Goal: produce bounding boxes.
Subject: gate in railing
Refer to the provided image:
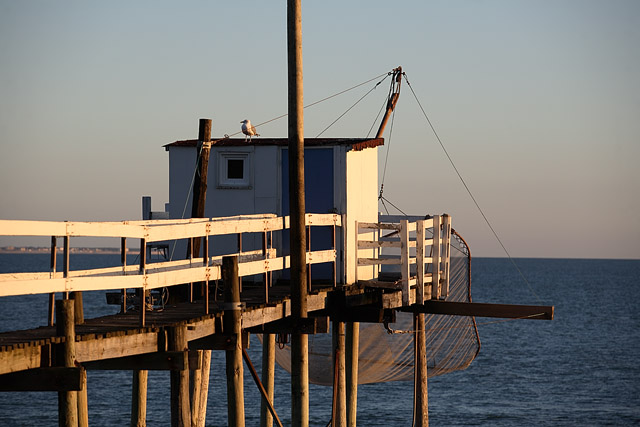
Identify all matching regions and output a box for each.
[356,215,451,305]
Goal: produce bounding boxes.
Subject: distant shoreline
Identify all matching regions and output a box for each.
[0,247,140,255]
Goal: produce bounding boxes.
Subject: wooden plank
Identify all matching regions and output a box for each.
[0,345,42,375]
[75,331,160,362]
[357,258,402,266]
[81,351,188,371]
[418,301,554,320]
[416,220,425,303]
[0,367,83,391]
[357,222,400,231]
[358,240,400,249]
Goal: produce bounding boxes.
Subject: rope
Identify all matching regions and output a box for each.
[315,77,386,137]
[403,73,543,303]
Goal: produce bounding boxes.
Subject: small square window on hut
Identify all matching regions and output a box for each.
[227,159,244,179]
[218,152,251,188]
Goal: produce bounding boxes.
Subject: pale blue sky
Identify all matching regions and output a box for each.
[1,1,638,258]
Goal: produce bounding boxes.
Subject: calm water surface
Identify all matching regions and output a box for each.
[0,255,638,426]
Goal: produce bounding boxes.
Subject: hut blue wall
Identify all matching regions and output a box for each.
[281,147,335,281]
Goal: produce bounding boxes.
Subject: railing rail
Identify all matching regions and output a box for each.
[355,215,451,305]
[0,214,342,301]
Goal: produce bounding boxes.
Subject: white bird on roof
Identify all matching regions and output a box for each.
[240,119,260,142]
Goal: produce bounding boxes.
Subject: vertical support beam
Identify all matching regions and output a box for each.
[353,221,359,284]
[414,313,429,427]
[169,324,191,427]
[332,220,337,288]
[263,231,269,304]
[131,369,148,427]
[223,256,245,427]
[121,237,127,313]
[441,215,451,298]
[345,322,359,427]
[416,220,425,304]
[400,220,411,306]
[139,238,147,327]
[194,350,212,427]
[56,299,78,427]
[190,351,203,426]
[332,321,346,427]
[181,118,212,303]
[77,369,88,427]
[431,215,440,300]
[306,225,311,292]
[260,334,276,427]
[63,235,70,299]
[49,236,57,326]
[287,0,308,425]
[203,235,209,314]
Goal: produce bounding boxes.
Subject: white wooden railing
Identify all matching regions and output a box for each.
[355,215,451,306]
[0,214,342,298]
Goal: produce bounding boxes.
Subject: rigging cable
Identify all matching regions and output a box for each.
[168,71,391,260]
[402,73,542,303]
[315,74,390,137]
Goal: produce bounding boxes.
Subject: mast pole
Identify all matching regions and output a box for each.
[287,0,309,425]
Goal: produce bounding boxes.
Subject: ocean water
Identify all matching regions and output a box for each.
[0,255,638,426]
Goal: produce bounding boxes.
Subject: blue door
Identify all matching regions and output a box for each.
[282,147,334,282]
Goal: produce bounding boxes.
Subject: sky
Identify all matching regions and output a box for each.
[0,0,638,259]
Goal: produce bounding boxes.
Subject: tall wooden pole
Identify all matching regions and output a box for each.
[131,370,148,427]
[189,118,212,260]
[414,313,429,427]
[345,322,359,427]
[332,322,347,427]
[169,324,191,427]
[223,256,245,427]
[287,1,308,426]
[260,334,276,427]
[56,299,78,427]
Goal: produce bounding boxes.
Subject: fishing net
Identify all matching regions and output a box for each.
[268,231,480,385]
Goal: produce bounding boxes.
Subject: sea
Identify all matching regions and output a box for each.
[0,255,638,426]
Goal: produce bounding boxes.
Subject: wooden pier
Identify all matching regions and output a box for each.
[0,215,553,426]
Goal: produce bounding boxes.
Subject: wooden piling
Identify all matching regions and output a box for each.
[56,299,78,427]
[414,313,429,427]
[223,256,245,427]
[332,322,346,427]
[77,368,89,427]
[260,334,276,427]
[131,370,148,427]
[194,350,211,427]
[169,324,191,427]
[345,322,359,427]
[287,0,309,425]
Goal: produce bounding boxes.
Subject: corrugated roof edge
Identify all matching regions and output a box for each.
[164,138,384,151]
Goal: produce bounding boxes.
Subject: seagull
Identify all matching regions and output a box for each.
[240,119,260,142]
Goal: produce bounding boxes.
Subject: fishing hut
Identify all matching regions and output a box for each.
[0,5,554,424]
[0,72,554,427]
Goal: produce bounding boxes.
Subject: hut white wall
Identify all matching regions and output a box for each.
[345,147,379,284]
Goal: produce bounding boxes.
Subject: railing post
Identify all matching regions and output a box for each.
[354,221,359,284]
[63,235,70,299]
[139,238,147,327]
[400,220,411,306]
[121,237,127,313]
[416,220,425,304]
[203,235,209,314]
[49,236,57,326]
[56,299,78,427]
[223,256,245,427]
[263,231,269,304]
[432,215,440,300]
[442,215,451,298]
